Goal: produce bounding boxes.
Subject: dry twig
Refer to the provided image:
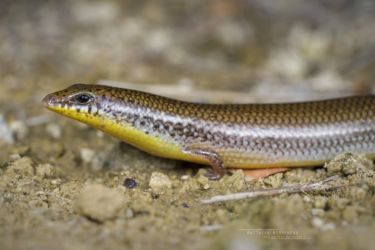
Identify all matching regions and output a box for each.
[201,175,342,204]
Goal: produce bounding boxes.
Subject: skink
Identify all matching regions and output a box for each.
[43,84,375,178]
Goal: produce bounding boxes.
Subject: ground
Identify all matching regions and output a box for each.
[0,1,375,250]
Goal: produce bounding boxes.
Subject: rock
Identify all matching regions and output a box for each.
[149,172,172,195]
[75,183,125,222]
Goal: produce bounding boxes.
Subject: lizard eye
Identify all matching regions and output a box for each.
[73,93,95,105]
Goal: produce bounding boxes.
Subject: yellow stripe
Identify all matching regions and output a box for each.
[49,106,207,163]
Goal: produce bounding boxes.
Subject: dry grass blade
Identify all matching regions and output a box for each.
[201,175,343,204]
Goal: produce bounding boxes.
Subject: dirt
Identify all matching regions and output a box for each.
[1,1,375,250]
[1,141,374,250]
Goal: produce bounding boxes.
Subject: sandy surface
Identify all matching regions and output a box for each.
[1,1,375,250]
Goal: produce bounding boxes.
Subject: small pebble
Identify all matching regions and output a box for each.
[149,172,172,195]
[75,183,125,222]
[80,148,95,163]
[96,131,104,138]
[322,223,336,231]
[312,217,336,231]
[123,178,137,189]
[314,196,327,209]
[311,208,325,217]
[7,157,34,176]
[180,175,190,180]
[51,179,62,185]
[181,203,189,208]
[46,124,62,139]
[303,195,312,203]
[325,153,373,176]
[197,175,210,190]
[36,163,55,179]
[126,208,134,218]
[226,170,245,191]
[312,217,324,228]
[9,154,21,161]
[263,172,284,188]
[0,115,14,144]
[331,197,350,210]
[9,120,28,140]
[35,191,46,196]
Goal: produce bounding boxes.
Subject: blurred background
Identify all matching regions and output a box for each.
[1,0,375,99]
[2,0,375,145]
[1,1,375,249]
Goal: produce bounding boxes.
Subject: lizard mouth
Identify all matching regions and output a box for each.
[42,93,56,108]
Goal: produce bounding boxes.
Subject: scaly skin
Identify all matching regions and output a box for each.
[43,84,375,177]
